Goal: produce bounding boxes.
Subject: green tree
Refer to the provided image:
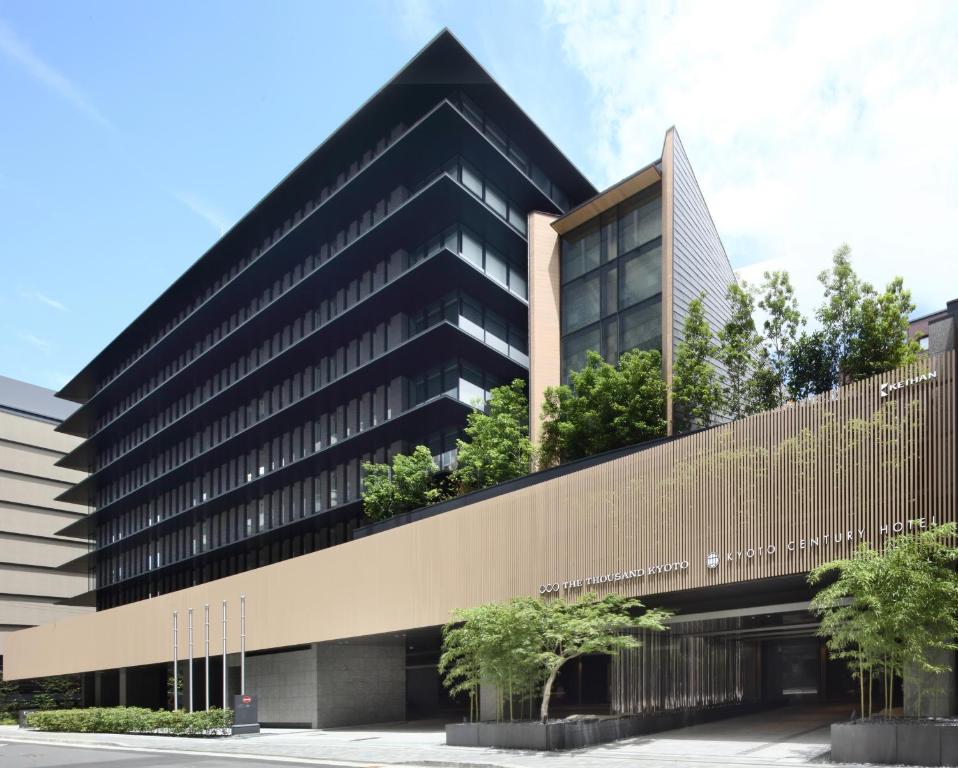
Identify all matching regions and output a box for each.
[536,593,670,721]
[454,380,534,493]
[844,276,919,380]
[360,445,444,521]
[672,294,722,432]
[538,349,666,468]
[716,281,763,419]
[810,523,958,719]
[816,245,918,383]
[0,673,21,721]
[757,270,803,404]
[440,593,671,723]
[787,329,836,399]
[749,348,781,412]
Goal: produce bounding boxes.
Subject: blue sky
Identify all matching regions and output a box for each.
[1,1,956,390]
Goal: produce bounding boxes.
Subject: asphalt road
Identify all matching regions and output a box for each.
[0,741,347,768]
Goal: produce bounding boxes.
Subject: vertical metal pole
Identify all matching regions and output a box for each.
[240,594,246,696]
[222,600,228,709]
[204,603,210,711]
[188,608,194,713]
[173,611,179,711]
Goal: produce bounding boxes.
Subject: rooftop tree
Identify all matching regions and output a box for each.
[757,270,803,405]
[672,294,722,432]
[454,379,534,493]
[717,281,763,419]
[538,349,667,468]
[360,445,445,521]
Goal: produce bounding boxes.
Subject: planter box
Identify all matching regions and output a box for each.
[831,720,958,765]
[446,703,763,751]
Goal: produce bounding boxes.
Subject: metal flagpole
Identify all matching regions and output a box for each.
[204,603,210,711]
[188,608,194,713]
[240,594,246,696]
[173,611,179,710]
[222,600,228,709]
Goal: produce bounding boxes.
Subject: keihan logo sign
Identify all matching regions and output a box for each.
[880,370,937,398]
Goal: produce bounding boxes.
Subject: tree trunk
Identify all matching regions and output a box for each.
[858,656,865,720]
[540,665,563,723]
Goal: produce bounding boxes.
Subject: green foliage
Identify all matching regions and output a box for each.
[538,349,666,468]
[757,270,803,405]
[361,445,445,521]
[31,675,80,710]
[816,245,918,384]
[716,281,763,419]
[672,294,722,432]
[454,379,534,493]
[787,329,836,399]
[809,523,958,718]
[26,706,233,736]
[440,593,670,723]
[0,673,21,719]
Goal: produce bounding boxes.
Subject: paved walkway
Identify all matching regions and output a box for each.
[0,703,859,767]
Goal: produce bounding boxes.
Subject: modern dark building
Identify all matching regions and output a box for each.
[52,31,597,611]
[14,30,935,733]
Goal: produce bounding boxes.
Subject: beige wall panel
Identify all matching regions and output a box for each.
[0,412,81,455]
[661,128,675,434]
[527,211,562,441]
[0,533,87,569]
[0,599,89,634]
[0,442,86,485]
[5,353,954,680]
[0,565,89,600]
[0,473,86,514]
[0,503,85,539]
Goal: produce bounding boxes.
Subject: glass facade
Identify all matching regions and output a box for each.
[560,186,663,378]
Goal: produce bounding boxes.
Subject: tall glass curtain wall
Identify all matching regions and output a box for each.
[86,87,550,609]
[560,186,663,378]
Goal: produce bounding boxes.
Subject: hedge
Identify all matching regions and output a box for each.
[26,706,233,736]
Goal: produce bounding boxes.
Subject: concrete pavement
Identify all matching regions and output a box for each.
[0,703,861,768]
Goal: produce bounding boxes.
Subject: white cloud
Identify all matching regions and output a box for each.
[21,289,68,312]
[544,0,958,317]
[174,192,233,237]
[0,17,113,130]
[18,332,52,354]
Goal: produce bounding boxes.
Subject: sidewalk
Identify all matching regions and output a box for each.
[0,704,852,768]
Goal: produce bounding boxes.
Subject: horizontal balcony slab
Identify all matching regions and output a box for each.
[58,99,554,408]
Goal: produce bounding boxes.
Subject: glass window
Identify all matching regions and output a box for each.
[602,317,618,363]
[563,325,600,378]
[619,300,662,354]
[619,244,662,309]
[562,273,600,333]
[485,310,508,355]
[508,205,527,234]
[601,209,617,262]
[461,227,483,268]
[460,295,484,339]
[484,182,507,218]
[485,246,508,286]
[636,196,662,247]
[508,266,527,299]
[602,265,617,317]
[461,160,483,197]
[561,219,600,283]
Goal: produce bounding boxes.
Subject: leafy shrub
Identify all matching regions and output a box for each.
[26,706,232,736]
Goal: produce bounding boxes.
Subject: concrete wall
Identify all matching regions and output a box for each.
[247,647,318,726]
[316,640,405,727]
[0,406,89,658]
[244,639,405,727]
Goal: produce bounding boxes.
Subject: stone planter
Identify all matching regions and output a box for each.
[831,719,958,766]
[446,702,762,751]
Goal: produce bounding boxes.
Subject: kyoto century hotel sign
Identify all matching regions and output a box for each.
[538,518,939,596]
